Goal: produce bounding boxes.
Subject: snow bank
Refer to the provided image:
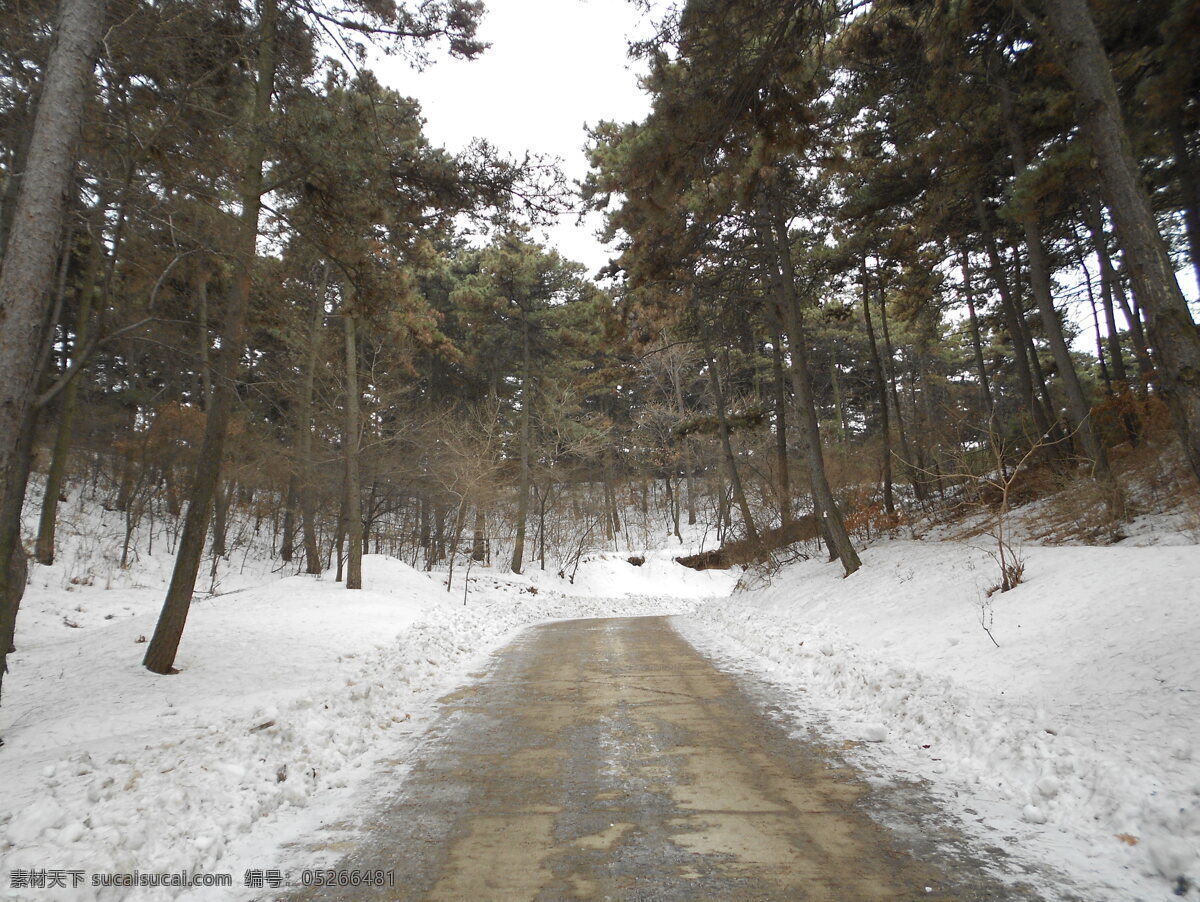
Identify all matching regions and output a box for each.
[677,539,1200,900]
[1,551,708,901]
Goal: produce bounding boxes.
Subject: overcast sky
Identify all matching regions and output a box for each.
[376,0,659,278]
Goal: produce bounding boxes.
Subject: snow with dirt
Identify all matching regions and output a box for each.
[1,484,1197,901]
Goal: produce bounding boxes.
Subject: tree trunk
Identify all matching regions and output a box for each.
[342,308,363,589]
[418,495,430,553]
[432,501,446,565]
[191,272,212,408]
[536,483,549,568]
[768,210,860,574]
[35,215,102,565]
[960,250,994,417]
[771,335,792,524]
[1018,300,1063,446]
[976,190,1054,440]
[280,475,297,563]
[861,258,895,516]
[1079,254,1113,395]
[211,480,231,558]
[1083,203,1132,391]
[666,474,682,540]
[510,312,532,574]
[1038,0,1200,483]
[1110,257,1155,390]
[334,484,346,582]
[298,262,326,574]
[913,342,948,498]
[704,347,759,543]
[0,0,108,700]
[144,0,278,674]
[877,275,924,503]
[0,410,36,708]
[830,347,849,442]
[601,476,615,542]
[471,507,486,561]
[670,367,697,525]
[362,481,377,556]
[447,499,468,587]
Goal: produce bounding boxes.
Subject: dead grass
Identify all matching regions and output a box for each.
[928,423,1199,547]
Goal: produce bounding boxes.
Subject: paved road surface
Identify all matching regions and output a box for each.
[280,616,1051,901]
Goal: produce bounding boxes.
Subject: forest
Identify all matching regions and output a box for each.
[0,0,1198,704]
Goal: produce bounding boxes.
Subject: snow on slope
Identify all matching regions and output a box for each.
[677,538,1200,901]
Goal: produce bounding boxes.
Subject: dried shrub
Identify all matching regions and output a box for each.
[842,486,904,540]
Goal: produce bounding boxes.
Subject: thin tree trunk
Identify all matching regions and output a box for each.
[432,501,446,565]
[1020,305,1062,443]
[418,494,430,553]
[510,312,532,574]
[913,343,947,498]
[196,273,213,408]
[1012,253,1064,444]
[715,467,729,544]
[1079,255,1113,395]
[471,507,486,561]
[605,451,622,538]
[830,347,849,442]
[670,367,697,525]
[1110,258,1155,390]
[877,275,924,503]
[666,474,682,541]
[35,214,102,565]
[361,480,377,556]
[703,346,758,543]
[771,336,792,524]
[446,499,468,588]
[334,483,346,582]
[537,482,549,568]
[1038,0,1200,482]
[960,250,994,416]
[211,480,231,558]
[144,0,279,674]
[343,309,362,589]
[280,475,297,563]
[1083,203,1132,391]
[861,258,895,516]
[298,262,326,574]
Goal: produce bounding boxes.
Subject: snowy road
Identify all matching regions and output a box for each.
[278,615,1052,901]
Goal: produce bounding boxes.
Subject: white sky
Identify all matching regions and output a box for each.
[376,0,659,278]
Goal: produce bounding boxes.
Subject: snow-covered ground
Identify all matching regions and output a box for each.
[679,534,1200,901]
[3,480,1199,901]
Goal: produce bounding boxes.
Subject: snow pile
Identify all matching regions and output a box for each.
[677,539,1200,900]
[1,550,709,901]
